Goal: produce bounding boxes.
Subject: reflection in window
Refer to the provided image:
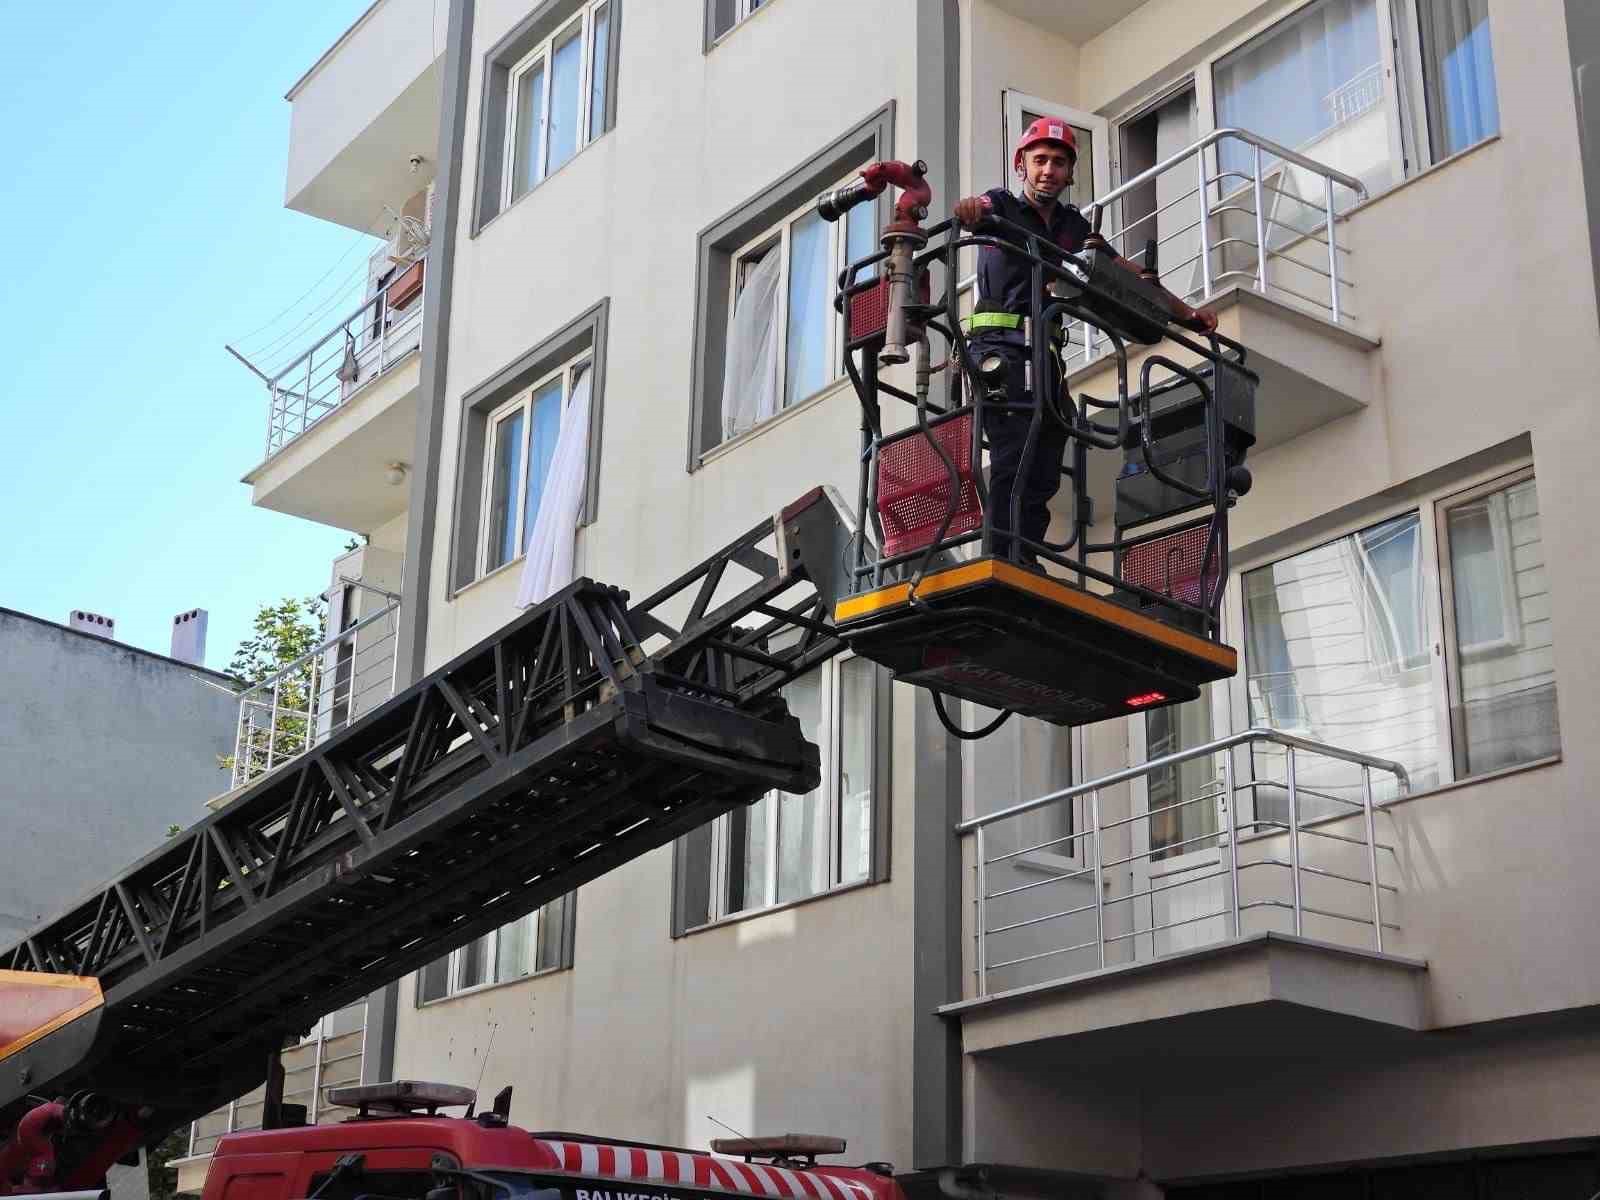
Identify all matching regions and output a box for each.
[1147,694,1217,861]
[1243,511,1443,805]
[1418,0,1499,158]
[1444,476,1558,776]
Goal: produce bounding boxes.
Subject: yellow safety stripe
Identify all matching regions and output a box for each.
[963,312,1024,332]
[834,558,1237,672]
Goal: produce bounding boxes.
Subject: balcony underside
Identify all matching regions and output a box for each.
[243,353,418,533]
[946,931,1429,1066]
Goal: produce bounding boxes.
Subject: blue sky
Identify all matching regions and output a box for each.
[0,2,381,672]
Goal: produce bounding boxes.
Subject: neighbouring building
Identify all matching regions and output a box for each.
[187,0,1600,1195]
[0,606,237,942]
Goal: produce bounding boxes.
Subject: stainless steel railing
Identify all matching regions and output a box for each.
[1066,127,1367,368]
[262,270,425,457]
[959,729,1408,1001]
[230,594,402,788]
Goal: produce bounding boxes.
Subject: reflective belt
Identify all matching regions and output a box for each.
[963,311,1025,332]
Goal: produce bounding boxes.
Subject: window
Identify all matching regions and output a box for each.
[708,0,766,44]
[477,354,589,578]
[718,185,877,443]
[1440,472,1558,778]
[503,2,611,209]
[1239,468,1558,812]
[1398,0,1500,162]
[1147,693,1218,861]
[675,656,882,930]
[416,895,575,1004]
[964,709,1078,863]
[691,104,894,464]
[453,301,608,593]
[476,1,621,230]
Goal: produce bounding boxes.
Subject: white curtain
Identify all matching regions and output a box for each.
[721,248,782,442]
[515,371,593,608]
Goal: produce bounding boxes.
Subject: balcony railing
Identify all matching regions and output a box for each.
[1063,127,1368,370]
[959,729,1410,1001]
[231,590,401,788]
[261,266,425,457]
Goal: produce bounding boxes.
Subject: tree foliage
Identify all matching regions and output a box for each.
[221,595,328,779]
[227,595,328,687]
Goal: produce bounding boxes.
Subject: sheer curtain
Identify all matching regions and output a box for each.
[515,370,593,608]
[722,248,782,442]
[1418,0,1499,156]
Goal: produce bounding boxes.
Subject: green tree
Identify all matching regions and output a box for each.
[145,1125,190,1200]
[222,595,328,779]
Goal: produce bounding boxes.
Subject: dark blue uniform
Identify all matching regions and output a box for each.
[969,188,1091,562]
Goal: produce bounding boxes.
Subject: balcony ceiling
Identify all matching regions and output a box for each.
[990,0,1148,42]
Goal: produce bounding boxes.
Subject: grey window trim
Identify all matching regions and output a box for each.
[413,892,578,1007]
[687,101,895,468]
[668,661,893,938]
[473,0,623,235]
[450,298,609,595]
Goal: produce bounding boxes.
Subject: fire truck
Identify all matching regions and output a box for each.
[0,160,1257,1199]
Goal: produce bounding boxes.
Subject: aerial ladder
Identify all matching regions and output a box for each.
[0,160,1259,1196]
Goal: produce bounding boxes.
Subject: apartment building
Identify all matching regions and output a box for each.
[198,0,1600,1195]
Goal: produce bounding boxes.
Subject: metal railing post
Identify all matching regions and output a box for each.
[1362,765,1384,952]
[304,352,314,437]
[1196,148,1214,300]
[376,298,389,374]
[1324,174,1341,322]
[1091,789,1106,968]
[264,681,282,775]
[1286,747,1303,935]
[974,825,989,998]
[1224,749,1242,938]
[1252,144,1269,293]
[388,603,402,702]
[232,704,249,792]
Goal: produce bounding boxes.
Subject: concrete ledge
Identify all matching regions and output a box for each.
[947,932,1429,1060]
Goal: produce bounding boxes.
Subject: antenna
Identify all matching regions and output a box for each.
[706,1115,750,1141]
[466,1021,498,1118]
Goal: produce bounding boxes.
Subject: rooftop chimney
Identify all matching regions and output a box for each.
[69,611,116,640]
[170,608,209,665]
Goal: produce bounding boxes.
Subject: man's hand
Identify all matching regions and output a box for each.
[1184,306,1219,335]
[953,195,993,227]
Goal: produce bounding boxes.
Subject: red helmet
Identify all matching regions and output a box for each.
[1013,117,1079,173]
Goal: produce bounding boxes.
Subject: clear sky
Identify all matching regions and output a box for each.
[0,1,384,673]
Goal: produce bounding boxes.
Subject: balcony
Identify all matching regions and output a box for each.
[285,0,446,232]
[229,584,401,789]
[1066,128,1380,475]
[242,267,424,532]
[945,729,1428,1068]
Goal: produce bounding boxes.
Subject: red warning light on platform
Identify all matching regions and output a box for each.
[1125,691,1168,708]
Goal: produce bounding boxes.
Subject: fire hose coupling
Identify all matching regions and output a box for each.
[816,159,931,227]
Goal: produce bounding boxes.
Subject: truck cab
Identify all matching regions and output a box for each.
[201,1084,902,1200]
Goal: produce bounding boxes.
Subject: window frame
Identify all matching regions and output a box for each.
[415,898,576,1007]
[474,352,592,581]
[500,1,611,213]
[1104,0,1501,223]
[674,653,890,934]
[473,0,622,234]
[706,0,768,48]
[721,176,872,436]
[1220,457,1555,813]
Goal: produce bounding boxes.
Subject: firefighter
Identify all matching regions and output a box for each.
[953,118,1217,567]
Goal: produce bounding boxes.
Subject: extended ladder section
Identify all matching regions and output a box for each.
[0,489,854,1127]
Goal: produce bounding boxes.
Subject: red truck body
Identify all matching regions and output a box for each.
[201,1116,904,1200]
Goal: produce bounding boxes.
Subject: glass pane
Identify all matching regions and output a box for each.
[679,822,714,928]
[731,796,770,913]
[784,211,831,406]
[1417,0,1499,157]
[845,187,878,280]
[589,3,610,141]
[457,934,490,990]
[836,658,874,885]
[710,0,737,39]
[1213,0,1394,199]
[1243,511,1443,811]
[546,23,583,174]
[536,894,569,970]
[417,954,450,1003]
[495,913,532,982]
[522,377,564,548]
[1446,478,1558,776]
[486,408,525,571]
[510,61,546,201]
[777,669,827,902]
[1147,694,1217,860]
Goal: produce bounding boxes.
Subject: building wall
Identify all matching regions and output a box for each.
[0,609,238,941]
[392,0,933,1167]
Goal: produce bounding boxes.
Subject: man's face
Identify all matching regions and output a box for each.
[1020,144,1075,201]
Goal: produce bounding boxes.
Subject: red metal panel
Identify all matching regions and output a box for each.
[875,413,981,559]
[1122,524,1218,609]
